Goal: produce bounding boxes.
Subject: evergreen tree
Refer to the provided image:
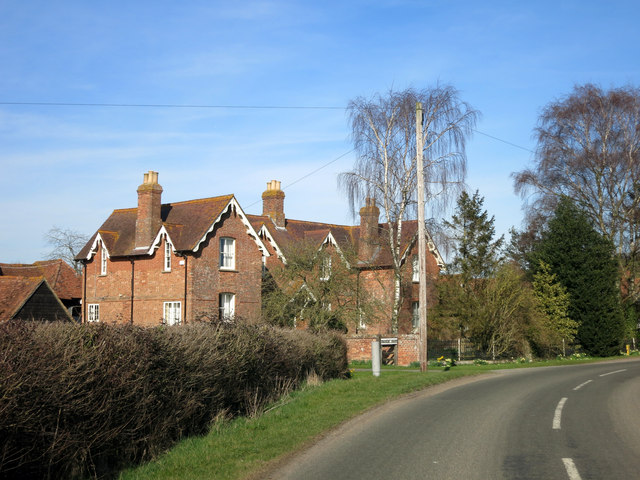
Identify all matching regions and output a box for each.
[438,190,504,338]
[532,261,578,355]
[531,198,624,356]
[445,190,504,280]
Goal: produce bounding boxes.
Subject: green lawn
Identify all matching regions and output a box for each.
[119,356,625,480]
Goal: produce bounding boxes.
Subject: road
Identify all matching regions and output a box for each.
[265,359,640,480]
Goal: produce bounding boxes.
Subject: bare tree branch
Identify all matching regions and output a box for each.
[339,86,478,331]
[44,226,89,274]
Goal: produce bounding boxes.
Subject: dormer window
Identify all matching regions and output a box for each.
[164,238,172,271]
[220,237,235,270]
[101,244,108,275]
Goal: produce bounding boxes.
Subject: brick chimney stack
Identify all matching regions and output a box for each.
[135,171,163,249]
[359,197,380,261]
[262,180,285,228]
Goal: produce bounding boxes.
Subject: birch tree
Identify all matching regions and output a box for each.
[339,87,478,332]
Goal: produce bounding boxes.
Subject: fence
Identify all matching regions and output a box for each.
[428,338,589,362]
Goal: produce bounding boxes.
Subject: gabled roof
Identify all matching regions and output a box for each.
[77,195,269,260]
[0,276,72,322]
[248,215,444,269]
[0,259,81,301]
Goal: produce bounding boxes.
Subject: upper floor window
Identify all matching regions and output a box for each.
[412,256,419,283]
[412,301,419,330]
[164,238,172,271]
[219,292,235,321]
[220,237,235,270]
[100,245,108,275]
[320,255,331,281]
[88,304,100,322]
[163,301,182,326]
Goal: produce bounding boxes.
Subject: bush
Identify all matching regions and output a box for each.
[0,321,347,479]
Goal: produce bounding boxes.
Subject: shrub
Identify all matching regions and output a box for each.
[0,321,347,479]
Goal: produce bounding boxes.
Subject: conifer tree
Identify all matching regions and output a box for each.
[445,190,504,280]
[532,261,578,355]
[438,190,504,338]
[531,198,624,356]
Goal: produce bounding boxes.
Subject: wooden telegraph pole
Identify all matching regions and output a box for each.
[416,102,428,372]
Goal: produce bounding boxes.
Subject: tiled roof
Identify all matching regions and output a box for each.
[0,259,81,300]
[0,276,42,321]
[248,215,442,268]
[77,194,239,259]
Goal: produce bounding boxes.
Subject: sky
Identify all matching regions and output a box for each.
[1,0,639,263]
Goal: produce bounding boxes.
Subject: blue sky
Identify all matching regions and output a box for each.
[1,0,638,263]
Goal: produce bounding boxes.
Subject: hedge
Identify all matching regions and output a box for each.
[0,321,347,479]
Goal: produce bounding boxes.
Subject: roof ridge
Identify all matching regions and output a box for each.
[285,218,354,229]
[112,194,236,214]
[164,194,234,207]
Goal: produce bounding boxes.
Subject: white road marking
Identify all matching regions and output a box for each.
[573,380,592,391]
[553,397,568,430]
[562,458,583,480]
[599,369,627,377]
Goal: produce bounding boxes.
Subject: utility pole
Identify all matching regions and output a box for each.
[416,102,428,372]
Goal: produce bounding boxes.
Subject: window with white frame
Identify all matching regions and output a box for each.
[88,304,100,322]
[412,301,419,330]
[164,238,172,271]
[219,293,235,321]
[163,301,182,325]
[412,256,419,283]
[358,312,366,329]
[219,237,235,270]
[320,255,331,281]
[101,244,108,275]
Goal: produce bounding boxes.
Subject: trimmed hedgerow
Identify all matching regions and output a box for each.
[0,321,347,479]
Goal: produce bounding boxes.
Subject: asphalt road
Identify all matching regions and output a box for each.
[265,358,640,480]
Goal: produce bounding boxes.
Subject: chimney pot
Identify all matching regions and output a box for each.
[135,171,163,248]
[262,180,285,228]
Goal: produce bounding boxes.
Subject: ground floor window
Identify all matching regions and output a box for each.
[164,301,182,325]
[88,304,99,322]
[219,293,235,321]
[412,301,419,330]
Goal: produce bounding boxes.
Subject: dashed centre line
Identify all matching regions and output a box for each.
[553,397,568,430]
[599,369,627,377]
[562,458,583,480]
[573,380,592,391]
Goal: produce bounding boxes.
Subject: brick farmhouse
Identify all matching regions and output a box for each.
[77,172,444,364]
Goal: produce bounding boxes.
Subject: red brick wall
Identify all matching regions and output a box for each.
[355,246,440,336]
[356,268,394,335]
[345,334,420,366]
[188,208,263,321]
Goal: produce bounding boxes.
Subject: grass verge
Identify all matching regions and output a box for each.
[119,356,628,480]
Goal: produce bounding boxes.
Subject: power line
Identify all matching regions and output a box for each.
[0,100,535,153]
[0,101,344,110]
[472,129,535,154]
[244,149,355,209]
